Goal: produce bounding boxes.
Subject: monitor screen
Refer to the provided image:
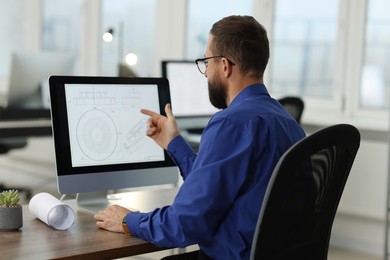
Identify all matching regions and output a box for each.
[161,60,218,130]
[49,76,178,211]
[8,51,75,109]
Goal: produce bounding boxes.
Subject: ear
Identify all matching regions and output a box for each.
[221,57,233,78]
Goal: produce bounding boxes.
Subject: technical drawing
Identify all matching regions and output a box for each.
[76,108,118,161]
[124,118,148,153]
[67,84,163,166]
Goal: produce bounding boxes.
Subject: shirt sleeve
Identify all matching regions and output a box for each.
[126,118,256,248]
[167,135,197,180]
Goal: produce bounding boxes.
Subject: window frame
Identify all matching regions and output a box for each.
[255,0,388,131]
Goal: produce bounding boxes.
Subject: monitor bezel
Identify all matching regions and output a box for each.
[49,76,176,178]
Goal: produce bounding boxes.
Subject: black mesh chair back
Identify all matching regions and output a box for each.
[278,97,304,124]
[250,124,360,260]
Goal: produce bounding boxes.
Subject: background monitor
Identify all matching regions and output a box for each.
[49,76,179,212]
[7,51,75,109]
[161,60,219,131]
[118,63,137,77]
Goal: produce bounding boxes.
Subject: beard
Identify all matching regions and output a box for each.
[208,73,227,109]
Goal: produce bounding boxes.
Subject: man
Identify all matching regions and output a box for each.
[94,15,306,259]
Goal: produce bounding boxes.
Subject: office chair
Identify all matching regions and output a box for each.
[278,96,304,124]
[250,124,360,260]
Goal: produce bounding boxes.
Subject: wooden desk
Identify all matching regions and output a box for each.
[0,187,179,259]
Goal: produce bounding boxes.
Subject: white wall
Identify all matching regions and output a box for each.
[332,139,387,257]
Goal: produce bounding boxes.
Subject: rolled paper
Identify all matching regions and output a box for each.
[29,192,74,230]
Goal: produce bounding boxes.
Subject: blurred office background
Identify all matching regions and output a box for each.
[0,0,389,258]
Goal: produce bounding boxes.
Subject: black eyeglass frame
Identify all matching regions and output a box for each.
[195,56,236,74]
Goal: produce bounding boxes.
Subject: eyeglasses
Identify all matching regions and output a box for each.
[195,56,236,74]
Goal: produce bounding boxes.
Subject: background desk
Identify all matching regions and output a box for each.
[0,187,179,259]
[0,108,51,138]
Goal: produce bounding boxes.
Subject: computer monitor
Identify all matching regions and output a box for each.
[49,76,179,212]
[118,63,137,77]
[7,51,75,109]
[161,60,219,131]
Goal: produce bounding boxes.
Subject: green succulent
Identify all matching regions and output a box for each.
[0,190,20,207]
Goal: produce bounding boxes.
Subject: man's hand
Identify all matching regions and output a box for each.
[94,204,131,233]
[141,103,180,149]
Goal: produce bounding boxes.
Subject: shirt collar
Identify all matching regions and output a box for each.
[229,83,269,107]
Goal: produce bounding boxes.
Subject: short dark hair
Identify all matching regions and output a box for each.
[210,15,270,79]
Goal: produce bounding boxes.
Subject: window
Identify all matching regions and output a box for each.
[186,0,252,59]
[270,0,339,100]
[41,0,82,75]
[100,0,156,77]
[0,0,27,77]
[360,0,390,110]
[42,0,82,52]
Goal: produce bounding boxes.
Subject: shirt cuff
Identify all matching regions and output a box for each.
[125,212,143,238]
[167,135,193,162]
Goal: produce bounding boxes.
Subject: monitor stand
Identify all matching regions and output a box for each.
[76,191,122,213]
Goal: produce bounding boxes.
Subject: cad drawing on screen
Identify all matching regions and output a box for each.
[66,85,163,167]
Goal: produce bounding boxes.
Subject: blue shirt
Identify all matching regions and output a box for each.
[126,83,306,259]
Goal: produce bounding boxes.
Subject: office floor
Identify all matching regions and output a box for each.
[328,247,381,260]
[120,246,382,260]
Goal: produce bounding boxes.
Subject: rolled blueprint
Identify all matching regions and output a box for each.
[29,192,75,230]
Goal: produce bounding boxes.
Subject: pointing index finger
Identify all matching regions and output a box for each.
[140,108,159,118]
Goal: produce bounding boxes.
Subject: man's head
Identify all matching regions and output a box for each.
[204,15,270,109]
[209,15,269,79]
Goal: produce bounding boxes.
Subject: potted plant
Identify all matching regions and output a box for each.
[0,189,23,231]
